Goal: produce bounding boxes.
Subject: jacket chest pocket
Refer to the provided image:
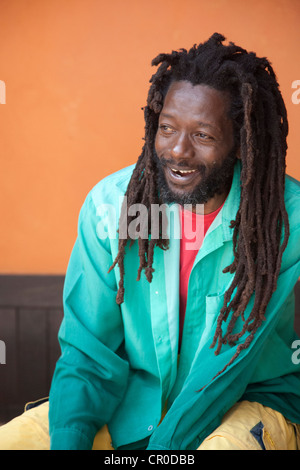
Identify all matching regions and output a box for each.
[205,292,226,316]
[199,292,226,348]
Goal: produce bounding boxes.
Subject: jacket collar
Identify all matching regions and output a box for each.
[204,159,242,243]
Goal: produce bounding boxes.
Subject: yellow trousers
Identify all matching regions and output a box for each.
[0,400,299,450]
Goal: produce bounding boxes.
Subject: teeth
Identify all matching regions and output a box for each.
[171,168,196,174]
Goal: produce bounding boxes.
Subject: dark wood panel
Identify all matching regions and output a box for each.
[18,308,49,402]
[0,306,63,423]
[47,308,64,382]
[0,276,64,423]
[0,275,64,308]
[0,308,18,404]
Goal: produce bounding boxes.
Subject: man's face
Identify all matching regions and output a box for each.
[154,80,238,211]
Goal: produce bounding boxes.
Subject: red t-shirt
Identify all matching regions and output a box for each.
[179,203,224,348]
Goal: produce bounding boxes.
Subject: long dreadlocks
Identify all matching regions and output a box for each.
[108,33,290,381]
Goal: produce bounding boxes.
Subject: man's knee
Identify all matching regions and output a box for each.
[198,401,299,451]
[0,401,50,450]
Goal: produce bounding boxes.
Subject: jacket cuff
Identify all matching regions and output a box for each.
[50,428,93,450]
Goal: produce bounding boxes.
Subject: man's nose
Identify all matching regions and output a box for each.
[170,133,194,160]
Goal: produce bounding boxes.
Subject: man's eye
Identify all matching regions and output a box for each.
[197,132,212,140]
[160,125,173,133]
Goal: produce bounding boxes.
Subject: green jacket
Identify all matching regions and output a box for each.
[49,161,300,450]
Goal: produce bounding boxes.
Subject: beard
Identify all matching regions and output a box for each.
[153,147,238,206]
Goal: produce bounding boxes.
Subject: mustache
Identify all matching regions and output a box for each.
[154,154,206,175]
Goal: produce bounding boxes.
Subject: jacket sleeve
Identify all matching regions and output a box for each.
[147,216,300,450]
[49,193,129,450]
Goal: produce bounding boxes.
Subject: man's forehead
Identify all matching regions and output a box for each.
[160,80,232,130]
[163,80,231,108]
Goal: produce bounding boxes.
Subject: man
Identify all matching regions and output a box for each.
[1,33,300,450]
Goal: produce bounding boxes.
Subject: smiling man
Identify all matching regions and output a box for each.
[1,33,300,451]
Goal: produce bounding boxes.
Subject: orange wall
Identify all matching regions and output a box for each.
[0,0,299,274]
